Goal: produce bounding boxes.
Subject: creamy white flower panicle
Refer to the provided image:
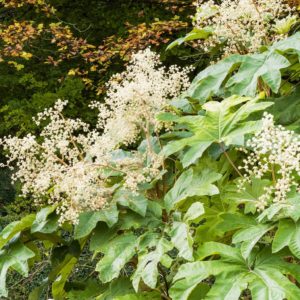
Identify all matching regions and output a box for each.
[1,100,108,224]
[238,113,300,211]
[91,48,191,146]
[193,0,297,56]
[1,49,190,224]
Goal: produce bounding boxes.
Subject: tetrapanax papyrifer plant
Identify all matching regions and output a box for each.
[1,30,300,300]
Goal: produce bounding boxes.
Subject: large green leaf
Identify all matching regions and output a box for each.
[273,219,300,258]
[169,262,214,300]
[31,205,59,234]
[185,33,300,102]
[186,55,242,102]
[0,241,35,297]
[169,221,194,261]
[95,278,159,300]
[170,242,300,300]
[225,178,271,214]
[215,213,274,259]
[66,279,106,300]
[167,27,213,50]
[268,86,300,132]
[132,237,173,291]
[95,278,131,300]
[258,191,300,222]
[232,223,274,259]
[270,32,300,53]
[96,233,137,283]
[50,239,86,299]
[226,51,290,96]
[74,204,119,239]
[217,213,258,233]
[114,188,148,217]
[115,293,161,300]
[163,95,272,167]
[52,257,78,300]
[115,200,163,231]
[0,214,35,249]
[188,283,210,300]
[90,223,117,253]
[164,167,221,212]
[183,202,205,223]
[195,196,234,243]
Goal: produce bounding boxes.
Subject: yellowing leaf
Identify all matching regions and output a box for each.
[20,51,33,60]
[68,69,76,76]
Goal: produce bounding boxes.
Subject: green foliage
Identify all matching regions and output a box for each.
[161,95,272,167]
[170,243,300,300]
[268,86,300,132]
[0,76,93,137]
[2,29,300,300]
[0,241,35,297]
[273,219,300,257]
[184,33,300,102]
[0,0,195,242]
[164,167,221,211]
[167,27,213,50]
[96,233,137,283]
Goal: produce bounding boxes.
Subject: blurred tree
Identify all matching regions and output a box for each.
[0,0,193,136]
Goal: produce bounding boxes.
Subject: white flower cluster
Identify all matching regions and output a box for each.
[1,100,108,224]
[91,48,191,146]
[193,0,297,56]
[1,49,189,224]
[238,113,300,211]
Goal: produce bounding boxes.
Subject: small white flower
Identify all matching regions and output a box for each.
[193,0,296,56]
[239,113,300,210]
